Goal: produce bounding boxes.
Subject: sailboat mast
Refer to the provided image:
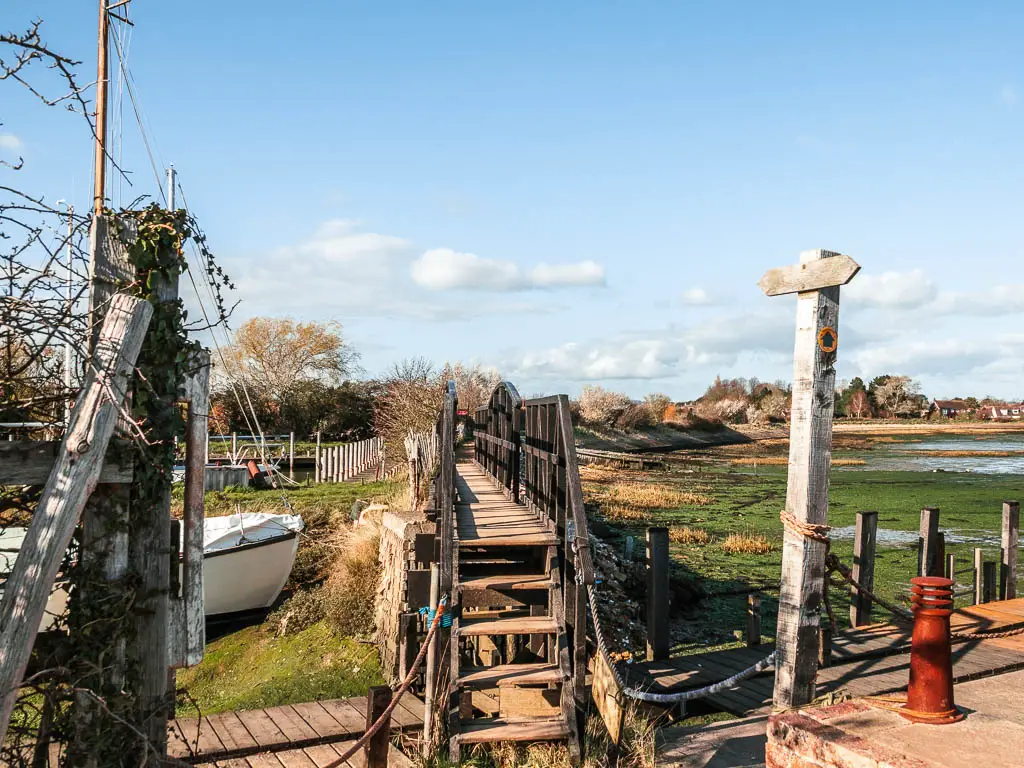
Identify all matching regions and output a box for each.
[92,0,110,216]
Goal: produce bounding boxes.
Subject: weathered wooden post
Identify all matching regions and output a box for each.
[919,507,941,577]
[231,431,237,462]
[646,527,670,661]
[289,431,294,473]
[747,594,762,647]
[1001,500,1019,600]
[975,548,984,604]
[759,249,860,709]
[315,431,321,484]
[423,564,440,754]
[983,561,996,603]
[946,553,956,582]
[364,685,392,767]
[850,511,877,627]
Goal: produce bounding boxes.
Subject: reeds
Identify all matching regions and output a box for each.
[721,532,775,555]
[669,526,712,545]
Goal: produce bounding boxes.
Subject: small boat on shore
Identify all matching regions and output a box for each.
[1,512,304,629]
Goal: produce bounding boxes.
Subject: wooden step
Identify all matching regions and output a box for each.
[460,574,554,591]
[459,533,558,547]
[458,663,563,689]
[457,717,570,745]
[459,615,559,637]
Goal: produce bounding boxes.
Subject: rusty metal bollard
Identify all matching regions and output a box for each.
[900,576,964,724]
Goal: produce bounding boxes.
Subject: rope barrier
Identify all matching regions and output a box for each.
[321,595,448,768]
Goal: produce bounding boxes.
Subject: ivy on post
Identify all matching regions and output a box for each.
[759,249,860,709]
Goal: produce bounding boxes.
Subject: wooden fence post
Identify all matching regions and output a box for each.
[983,561,996,604]
[850,511,877,627]
[1001,501,1019,600]
[0,295,153,745]
[747,594,761,647]
[231,431,237,462]
[315,431,321,483]
[759,249,859,709]
[289,431,294,473]
[423,564,440,755]
[919,507,940,577]
[364,685,392,768]
[646,527,670,661]
[974,548,984,604]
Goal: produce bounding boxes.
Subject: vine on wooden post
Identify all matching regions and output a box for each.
[1,205,231,767]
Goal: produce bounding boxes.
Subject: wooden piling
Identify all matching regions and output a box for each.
[1001,501,1019,600]
[983,561,996,604]
[646,527,670,661]
[231,431,237,462]
[423,564,440,754]
[364,685,392,768]
[975,548,984,604]
[818,626,832,668]
[315,431,321,484]
[289,431,294,473]
[747,594,761,647]
[850,511,877,627]
[919,507,940,577]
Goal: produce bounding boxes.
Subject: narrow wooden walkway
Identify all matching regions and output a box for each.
[168,695,424,765]
[455,460,556,547]
[630,598,1024,717]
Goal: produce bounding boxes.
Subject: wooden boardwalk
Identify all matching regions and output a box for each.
[630,598,1024,717]
[168,695,424,765]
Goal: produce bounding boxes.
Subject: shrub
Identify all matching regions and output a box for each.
[614,403,654,431]
[578,385,633,428]
[267,588,326,636]
[642,393,672,424]
[324,533,381,637]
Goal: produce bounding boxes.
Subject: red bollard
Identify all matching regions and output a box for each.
[900,576,964,724]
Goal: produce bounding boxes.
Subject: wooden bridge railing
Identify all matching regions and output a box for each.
[434,381,458,597]
[472,383,597,718]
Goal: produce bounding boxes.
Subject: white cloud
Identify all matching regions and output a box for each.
[1000,85,1018,107]
[681,287,714,306]
[530,260,605,288]
[0,134,22,151]
[845,269,937,309]
[932,284,1024,317]
[411,248,605,292]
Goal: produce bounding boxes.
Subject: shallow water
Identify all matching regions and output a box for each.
[844,433,1024,474]
[830,525,1007,548]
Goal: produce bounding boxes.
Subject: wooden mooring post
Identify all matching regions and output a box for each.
[1001,500,1019,600]
[919,507,941,577]
[850,511,877,627]
[747,594,761,647]
[364,685,392,768]
[315,431,321,484]
[646,527,670,661]
[759,249,860,709]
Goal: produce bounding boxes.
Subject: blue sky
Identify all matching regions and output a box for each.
[6,1,1024,400]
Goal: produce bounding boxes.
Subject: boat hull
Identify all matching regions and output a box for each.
[198,532,299,616]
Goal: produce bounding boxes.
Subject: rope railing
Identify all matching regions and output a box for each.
[322,596,449,768]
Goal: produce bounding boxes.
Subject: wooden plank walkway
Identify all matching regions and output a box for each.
[629,598,1024,717]
[193,740,417,767]
[455,460,557,547]
[169,695,424,765]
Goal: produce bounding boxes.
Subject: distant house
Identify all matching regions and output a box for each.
[978,404,1024,420]
[931,399,972,418]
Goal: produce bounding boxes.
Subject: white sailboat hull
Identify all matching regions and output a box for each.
[199,532,300,616]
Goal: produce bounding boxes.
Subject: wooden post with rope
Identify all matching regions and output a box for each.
[759,249,860,709]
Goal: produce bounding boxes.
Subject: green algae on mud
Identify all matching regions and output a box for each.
[583,458,1022,654]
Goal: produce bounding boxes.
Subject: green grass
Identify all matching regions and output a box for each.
[173,477,404,518]
[176,621,384,716]
[585,455,1023,654]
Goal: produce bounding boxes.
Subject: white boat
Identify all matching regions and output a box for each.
[193,512,304,616]
[0,512,304,628]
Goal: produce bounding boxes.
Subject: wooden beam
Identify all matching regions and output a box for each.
[646,527,670,661]
[0,294,153,745]
[849,511,877,627]
[1001,501,1019,600]
[0,441,132,485]
[770,249,847,710]
[758,252,860,296]
[364,686,392,768]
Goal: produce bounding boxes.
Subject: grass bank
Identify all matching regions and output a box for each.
[173,477,404,717]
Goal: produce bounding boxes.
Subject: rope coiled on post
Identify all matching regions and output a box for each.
[322,595,448,768]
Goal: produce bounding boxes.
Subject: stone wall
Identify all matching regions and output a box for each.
[374,511,435,684]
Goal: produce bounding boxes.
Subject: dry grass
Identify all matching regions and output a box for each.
[580,464,626,482]
[729,457,866,466]
[323,530,380,637]
[601,504,652,522]
[669,526,712,545]
[596,481,713,508]
[721,532,775,555]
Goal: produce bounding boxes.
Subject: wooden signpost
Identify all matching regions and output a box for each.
[759,249,860,710]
